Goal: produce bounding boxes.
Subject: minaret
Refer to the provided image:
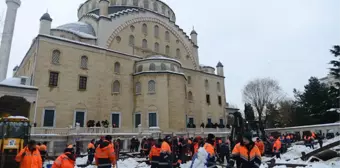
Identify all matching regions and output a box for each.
[216,61,224,76]
[39,12,52,35]
[190,27,199,66]
[0,0,21,81]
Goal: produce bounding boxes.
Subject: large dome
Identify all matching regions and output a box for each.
[78,0,176,22]
[54,22,96,39]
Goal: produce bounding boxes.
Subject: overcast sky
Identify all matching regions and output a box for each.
[1,0,339,109]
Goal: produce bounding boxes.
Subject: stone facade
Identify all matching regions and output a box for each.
[14,0,227,132]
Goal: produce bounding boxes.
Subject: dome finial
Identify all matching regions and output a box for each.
[217,61,223,67]
[40,12,52,22]
[190,26,197,35]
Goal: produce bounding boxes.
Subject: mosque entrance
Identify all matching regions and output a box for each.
[0,95,30,118]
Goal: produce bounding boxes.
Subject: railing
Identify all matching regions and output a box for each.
[31,126,231,136]
[31,127,72,136]
[186,127,231,133]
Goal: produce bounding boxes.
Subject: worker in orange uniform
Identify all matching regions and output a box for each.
[231,132,262,168]
[204,134,217,168]
[95,135,116,168]
[15,140,42,168]
[255,138,265,156]
[149,139,162,168]
[39,142,48,165]
[87,139,95,165]
[159,135,172,168]
[273,137,282,159]
[52,146,76,168]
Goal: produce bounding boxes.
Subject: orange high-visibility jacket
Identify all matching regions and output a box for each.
[15,147,42,168]
[203,143,215,156]
[161,141,171,154]
[255,141,265,154]
[52,152,75,168]
[272,139,281,153]
[95,140,116,166]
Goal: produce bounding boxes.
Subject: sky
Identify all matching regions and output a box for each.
[0,0,339,109]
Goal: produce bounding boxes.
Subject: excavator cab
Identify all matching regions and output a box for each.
[0,116,30,168]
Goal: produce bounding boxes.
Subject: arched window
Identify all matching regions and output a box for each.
[143,0,149,8]
[114,62,120,74]
[142,39,148,48]
[133,0,138,6]
[187,76,191,84]
[154,25,159,38]
[165,31,170,41]
[130,25,135,32]
[205,79,209,89]
[129,35,135,46]
[148,80,156,93]
[161,63,166,70]
[154,42,159,52]
[188,91,193,101]
[80,56,88,69]
[149,63,155,71]
[217,82,221,92]
[122,0,127,5]
[52,50,60,64]
[176,48,181,58]
[162,5,166,14]
[112,80,120,93]
[153,2,158,11]
[142,23,148,35]
[165,45,170,55]
[170,64,175,71]
[137,65,143,72]
[135,82,141,94]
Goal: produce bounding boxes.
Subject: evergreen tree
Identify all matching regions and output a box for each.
[293,77,339,125]
[244,103,255,121]
[329,45,340,87]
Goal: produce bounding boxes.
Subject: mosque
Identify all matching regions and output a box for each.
[0,0,227,132]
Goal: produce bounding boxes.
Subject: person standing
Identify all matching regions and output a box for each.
[95,135,116,168]
[149,139,162,168]
[231,132,262,168]
[273,137,281,159]
[39,142,48,165]
[255,138,265,156]
[204,134,217,168]
[52,146,76,168]
[87,139,96,165]
[159,136,172,168]
[15,140,42,168]
[219,140,230,164]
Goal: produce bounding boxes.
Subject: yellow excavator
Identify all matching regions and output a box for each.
[0,116,30,168]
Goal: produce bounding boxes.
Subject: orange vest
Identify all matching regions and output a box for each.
[273,139,281,152]
[95,140,116,166]
[88,143,95,149]
[149,146,161,161]
[203,143,215,156]
[255,141,265,154]
[161,141,171,153]
[52,152,75,168]
[15,147,42,168]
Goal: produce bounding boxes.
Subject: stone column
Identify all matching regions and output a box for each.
[0,0,21,81]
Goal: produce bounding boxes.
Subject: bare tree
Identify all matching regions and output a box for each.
[242,78,282,136]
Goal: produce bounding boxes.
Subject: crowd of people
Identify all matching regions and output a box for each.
[16,131,329,168]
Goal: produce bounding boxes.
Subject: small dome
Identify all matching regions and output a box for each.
[217,61,224,67]
[56,22,96,36]
[40,12,52,22]
[190,29,197,35]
